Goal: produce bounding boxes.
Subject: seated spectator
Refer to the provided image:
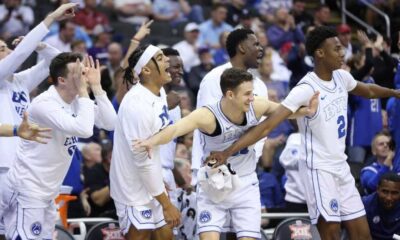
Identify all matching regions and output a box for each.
[84,141,116,218]
[173,22,201,73]
[44,20,75,52]
[266,7,305,51]
[152,0,203,24]
[235,7,261,33]
[188,47,215,96]
[254,0,292,23]
[290,0,313,32]
[360,132,395,194]
[101,42,123,99]
[114,0,152,25]
[82,142,102,169]
[362,173,400,239]
[74,0,110,35]
[225,0,246,27]
[213,31,230,66]
[337,24,360,62]
[71,39,87,55]
[311,4,331,28]
[87,31,111,65]
[198,3,233,51]
[0,0,34,40]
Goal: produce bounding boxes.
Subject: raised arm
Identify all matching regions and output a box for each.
[134,107,215,151]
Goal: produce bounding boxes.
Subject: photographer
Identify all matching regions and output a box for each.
[360,132,395,194]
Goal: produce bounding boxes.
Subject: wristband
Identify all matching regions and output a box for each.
[13,125,18,136]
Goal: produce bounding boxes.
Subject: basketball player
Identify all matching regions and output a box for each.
[210,26,400,240]
[0,53,117,239]
[0,112,50,142]
[0,3,76,237]
[110,45,181,240]
[134,68,318,240]
[191,28,268,185]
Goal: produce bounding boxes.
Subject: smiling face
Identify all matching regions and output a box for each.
[317,37,345,71]
[143,50,171,85]
[242,34,263,69]
[167,55,183,86]
[229,81,254,113]
[378,180,400,210]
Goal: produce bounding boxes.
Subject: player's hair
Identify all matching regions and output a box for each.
[162,47,180,57]
[305,26,337,56]
[124,44,161,86]
[49,52,83,86]
[226,28,255,58]
[220,68,253,94]
[379,172,400,186]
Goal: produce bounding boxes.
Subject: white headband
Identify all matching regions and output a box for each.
[133,45,160,75]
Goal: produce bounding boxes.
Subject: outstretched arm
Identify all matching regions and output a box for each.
[350,81,400,99]
[134,107,215,151]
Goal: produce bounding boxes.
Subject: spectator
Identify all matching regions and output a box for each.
[311,4,331,28]
[0,0,34,40]
[290,0,313,32]
[84,141,116,218]
[337,24,360,62]
[101,42,123,99]
[198,3,233,51]
[360,132,395,194]
[266,7,305,50]
[213,31,230,66]
[114,0,152,25]
[188,47,215,96]
[82,142,102,169]
[235,7,260,33]
[255,0,292,23]
[74,0,110,35]
[225,0,246,27]
[152,0,203,24]
[362,173,400,239]
[87,31,111,65]
[71,39,87,55]
[44,20,75,52]
[173,22,200,73]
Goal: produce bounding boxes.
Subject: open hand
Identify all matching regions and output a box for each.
[163,203,181,228]
[306,91,320,117]
[18,112,52,144]
[132,139,153,158]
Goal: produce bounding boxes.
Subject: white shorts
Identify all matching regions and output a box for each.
[0,179,56,240]
[197,172,261,239]
[299,161,366,224]
[114,199,167,234]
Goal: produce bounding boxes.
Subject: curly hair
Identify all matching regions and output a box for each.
[305,26,337,56]
[226,28,255,58]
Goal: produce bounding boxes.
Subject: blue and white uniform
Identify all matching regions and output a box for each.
[282,69,365,224]
[197,100,261,239]
[110,84,171,233]
[0,21,59,234]
[0,86,116,240]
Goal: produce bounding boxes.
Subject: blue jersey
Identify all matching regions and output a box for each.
[387,64,400,172]
[362,192,400,239]
[348,77,383,147]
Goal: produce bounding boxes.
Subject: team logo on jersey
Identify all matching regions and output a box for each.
[330,199,339,212]
[288,220,312,239]
[372,216,380,224]
[199,210,211,223]
[291,149,298,156]
[31,222,42,236]
[141,209,152,219]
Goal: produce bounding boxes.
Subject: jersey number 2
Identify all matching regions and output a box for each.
[337,115,346,138]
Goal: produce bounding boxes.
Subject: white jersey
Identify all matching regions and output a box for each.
[7,86,116,201]
[0,22,59,169]
[159,105,181,169]
[279,133,306,204]
[110,83,170,206]
[282,69,357,172]
[200,101,259,176]
[192,62,268,177]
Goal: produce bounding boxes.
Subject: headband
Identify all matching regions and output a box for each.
[133,45,160,75]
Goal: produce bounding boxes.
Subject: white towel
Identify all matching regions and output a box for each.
[197,164,243,203]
